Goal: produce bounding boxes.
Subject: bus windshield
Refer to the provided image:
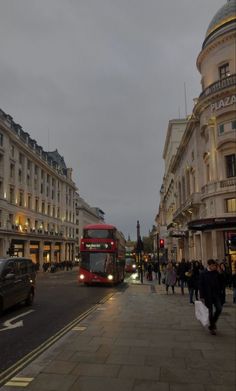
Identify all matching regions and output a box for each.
[83,229,114,239]
[80,252,115,275]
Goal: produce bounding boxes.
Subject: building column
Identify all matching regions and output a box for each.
[188,233,195,260]
[212,230,218,259]
[39,241,44,270]
[61,241,66,262]
[2,237,10,257]
[50,242,55,263]
[24,240,30,258]
[201,232,208,265]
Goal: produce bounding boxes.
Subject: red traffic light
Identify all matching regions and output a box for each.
[159,239,164,248]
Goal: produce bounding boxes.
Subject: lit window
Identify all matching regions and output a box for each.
[219,63,230,79]
[225,198,236,213]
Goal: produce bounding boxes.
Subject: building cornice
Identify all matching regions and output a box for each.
[170,117,199,174]
[197,30,236,72]
[162,119,187,159]
[0,116,77,189]
[193,81,236,117]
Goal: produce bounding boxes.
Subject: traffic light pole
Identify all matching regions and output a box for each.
[156,232,160,264]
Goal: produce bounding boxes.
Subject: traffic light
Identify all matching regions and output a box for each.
[159,239,164,248]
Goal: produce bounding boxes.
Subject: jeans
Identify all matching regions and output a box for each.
[206,297,222,329]
[189,288,199,303]
[180,279,186,294]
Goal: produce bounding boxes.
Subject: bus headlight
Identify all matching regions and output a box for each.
[79,274,85,280]
[132,264,136,269]
[107,274,114,281]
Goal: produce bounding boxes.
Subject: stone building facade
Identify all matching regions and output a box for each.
[0,108,78,268]
[157,0,236,266]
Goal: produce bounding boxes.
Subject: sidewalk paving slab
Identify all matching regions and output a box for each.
[1,279,235,391]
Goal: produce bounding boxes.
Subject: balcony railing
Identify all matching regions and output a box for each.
[201,177,236,196]
[199,74,236,99]
[173,192,201,220]
[0,224,65,238]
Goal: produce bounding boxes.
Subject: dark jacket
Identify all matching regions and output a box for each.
[199,269,221,305]
[177,261,188,280]
[187,264,200,289]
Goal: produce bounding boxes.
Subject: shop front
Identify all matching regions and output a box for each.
[43,242,51,264]
[188,217,236,267]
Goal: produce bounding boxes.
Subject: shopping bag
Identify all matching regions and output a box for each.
[194,300,209,327]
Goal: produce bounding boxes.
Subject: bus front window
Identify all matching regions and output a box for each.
[81,253,115,275]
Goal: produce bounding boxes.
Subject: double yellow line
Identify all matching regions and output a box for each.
[0,292,114,388]
[5,377,34,388]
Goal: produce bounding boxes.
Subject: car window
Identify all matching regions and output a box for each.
[2,261,16,277]
[17,260,28,275]
[27,260,35,274]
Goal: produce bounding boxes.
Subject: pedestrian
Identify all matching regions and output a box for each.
[232,259,236,304]
[153,262,161,283]
[176,258,188,294]
[217,262,227,305]
[165,262,177,294]
[146,262,153,281]
[187,260,200,304]
[199,259,222,335]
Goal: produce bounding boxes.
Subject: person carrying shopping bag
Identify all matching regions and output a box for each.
[199,259,222,335]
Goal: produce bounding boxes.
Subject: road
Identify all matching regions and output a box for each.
[0,268,127,374]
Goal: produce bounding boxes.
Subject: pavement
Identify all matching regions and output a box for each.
[1,275,235,391]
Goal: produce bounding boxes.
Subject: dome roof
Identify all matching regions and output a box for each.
[206,0,236,38]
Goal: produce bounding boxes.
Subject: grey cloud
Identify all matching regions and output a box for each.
[0,0,224,239]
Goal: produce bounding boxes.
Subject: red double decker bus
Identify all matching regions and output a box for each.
[78,224,126,285]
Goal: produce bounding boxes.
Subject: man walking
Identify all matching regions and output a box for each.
[199,259,222,335]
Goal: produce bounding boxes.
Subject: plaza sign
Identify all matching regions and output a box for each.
[211,95,236,111]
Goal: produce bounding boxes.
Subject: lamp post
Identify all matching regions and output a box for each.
[136,220,144,283]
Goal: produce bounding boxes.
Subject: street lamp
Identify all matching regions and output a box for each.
[136,220,144,283]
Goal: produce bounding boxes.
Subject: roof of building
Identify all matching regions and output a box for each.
[47,149,67,170]
[205,0,236,39]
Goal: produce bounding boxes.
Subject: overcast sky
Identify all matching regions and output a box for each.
[0,0,224,240]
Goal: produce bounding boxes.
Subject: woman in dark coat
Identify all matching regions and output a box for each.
[187,261,200,304]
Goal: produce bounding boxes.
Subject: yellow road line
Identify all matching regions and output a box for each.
[5,376,34,387]
[0,291,115,388]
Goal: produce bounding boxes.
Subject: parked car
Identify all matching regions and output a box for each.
[0,257,36,313]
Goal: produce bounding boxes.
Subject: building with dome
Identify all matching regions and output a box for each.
[156,0,236,266]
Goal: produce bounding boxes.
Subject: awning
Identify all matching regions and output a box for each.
[188,217,236,231]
